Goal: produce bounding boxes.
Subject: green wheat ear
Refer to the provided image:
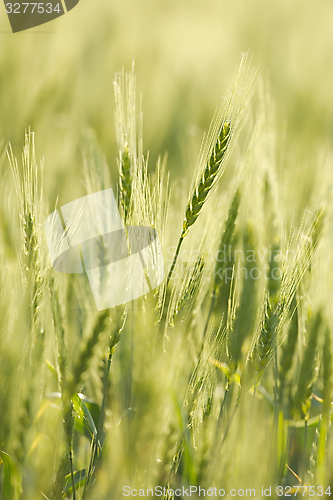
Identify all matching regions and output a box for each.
[293,310,323,420]
[277,297,299,406]
[183,121,231,235]
[114,64,140,224]
[166,54,257,288]
[241,208,324,393]
[119,144,132,222]
[322,326,333,418]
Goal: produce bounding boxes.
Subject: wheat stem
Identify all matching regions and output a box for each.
[202,290,217,344]
[220,389,241,447]
[69,444,76,500]
[166,234,184,289]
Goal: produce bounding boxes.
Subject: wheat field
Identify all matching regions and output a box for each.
[1,1,333,499]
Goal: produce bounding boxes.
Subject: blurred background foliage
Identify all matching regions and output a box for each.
[1,1,333,498]
[1,0,333,211]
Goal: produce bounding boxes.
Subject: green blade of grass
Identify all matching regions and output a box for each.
[63,469,87,496]
[0,451,19,500]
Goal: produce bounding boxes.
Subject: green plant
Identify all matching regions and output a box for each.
[1,60,333,500]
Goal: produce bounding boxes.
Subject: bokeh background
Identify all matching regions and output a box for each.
[1,0,333,210]
[2,1,333,498]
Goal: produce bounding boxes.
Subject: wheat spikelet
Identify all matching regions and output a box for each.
[293,310,322,419]
[8,130,44,337]
[308,412,330,485]
[114,64,140,223]
[7,131,46,465]
[278,297,299,405]
[242,294,279,390]
[322,326,333,418]
[241,208,324,392]
[119,145,132,221]
[183,121,231,235]
[307,327,333,485]
[166,54,257,287]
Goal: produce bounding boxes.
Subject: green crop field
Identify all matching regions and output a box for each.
[1,1,333,499]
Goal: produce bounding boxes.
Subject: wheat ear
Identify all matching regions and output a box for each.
[165,121,232,289]
[308,327,333,485]
[114,64,139,223]
[278,297,299,406]
[241,208,324,393]
[293,310,322,420]
[119,144,132,221]
[8,131,45,465]
[166,54,257,288]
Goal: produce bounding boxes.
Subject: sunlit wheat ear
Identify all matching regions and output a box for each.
[308,414,327,485]
[166,53,258,287]
[202,127,263,340]
[114,63,141,223]
[241,207,324,392]
[7,131,46,465]
[278,297,299,405]
[322,326,333,418]
[308,326,333,485]
[8,131,44,321]
[119,144,132,221]
[292,310,323,419]
[183,121,231,235]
